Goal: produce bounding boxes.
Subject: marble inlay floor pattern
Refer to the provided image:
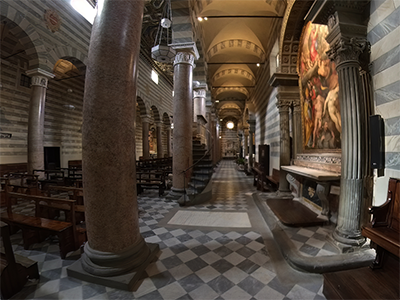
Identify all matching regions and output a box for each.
[167,211,252,228]
[4,160,327,300]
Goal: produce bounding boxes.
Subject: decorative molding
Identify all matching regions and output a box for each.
[213,68,256,85]
[276,99,292,112]
[44,9,61,33]
[327,37,369,66]
[296,154,341,165]
[207,39,265,62]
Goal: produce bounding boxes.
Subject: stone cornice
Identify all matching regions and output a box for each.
[269,72,299,87]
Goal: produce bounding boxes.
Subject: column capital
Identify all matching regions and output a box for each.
[276,99,292,112]
[26,68,55,88]
[244,129,249,136]
[292,99,301,112]
[155,121,163,128]
[326,36,370,67]
[170,42,199,67]
[193,88,207,98]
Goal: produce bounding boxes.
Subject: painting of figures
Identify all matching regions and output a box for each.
[299,22,341,151]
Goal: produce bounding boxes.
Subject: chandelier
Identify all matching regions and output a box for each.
[151,0,175,63]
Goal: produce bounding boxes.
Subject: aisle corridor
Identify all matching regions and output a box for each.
[8,160,326,300]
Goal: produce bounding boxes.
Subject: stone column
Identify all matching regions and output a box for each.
[238,133,243,158]
[141,115,151,159]
[248,121,255,170]
[167,43,199,200]
[166,127,171,157]
[243,128,249,159]
[276,98,292,193]
[67,0,159,289]
[327,34,370,247]
[193,83,207,123]
[292,99,302,159]
[26,69,55,175]
[156,121,163,158]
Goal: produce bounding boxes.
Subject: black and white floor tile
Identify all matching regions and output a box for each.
[3,160,327,300]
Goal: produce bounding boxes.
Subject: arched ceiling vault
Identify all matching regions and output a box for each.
[190,0,286,125]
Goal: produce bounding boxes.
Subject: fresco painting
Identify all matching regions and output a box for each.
[299,22,341,151]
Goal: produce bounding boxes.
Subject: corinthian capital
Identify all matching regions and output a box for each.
[327,37,370,66]
[276,99,292,112]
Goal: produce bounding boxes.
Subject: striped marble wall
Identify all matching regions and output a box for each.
[0,0,173,167]
[368,0,400,203]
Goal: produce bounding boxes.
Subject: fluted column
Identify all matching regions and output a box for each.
[68,0,159,289]
[276,99,292,193]
[26,69,55,175]
[167,43,199,200]
[292,99,302,159]
[327,34,370,246]
[156,121,163,158]
[141,115,151,159]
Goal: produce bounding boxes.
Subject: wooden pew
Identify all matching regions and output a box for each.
[136,171,166,197]
[0,191,86,259]
[362,177,400,269]
[0,163,27,177]
[253,165,280,192]
[1,222,39,299]
[266,168,280,189]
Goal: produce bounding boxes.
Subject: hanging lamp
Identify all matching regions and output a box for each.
[151,0,175,63]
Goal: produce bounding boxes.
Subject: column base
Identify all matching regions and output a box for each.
[332,229,367,251]
[67,243,159,291]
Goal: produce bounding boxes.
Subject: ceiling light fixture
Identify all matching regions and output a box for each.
[226,121,234,129]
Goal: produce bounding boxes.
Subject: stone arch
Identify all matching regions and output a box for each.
[0,16,42,70]
[136,96,150,117]
[162,112,171,126]
[49,46,88,74]
[150,105,161,123]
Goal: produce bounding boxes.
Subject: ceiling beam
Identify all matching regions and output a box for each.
[201,15,283,19]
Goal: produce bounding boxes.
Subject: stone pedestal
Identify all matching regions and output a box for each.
[26,69,55,175]
[67,0,159,290]
[156,121,163,158]
[141,115,151,159]
[167,43,199,200]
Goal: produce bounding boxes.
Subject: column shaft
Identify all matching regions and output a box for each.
[277,101,291,192]
[166,128,171,157]
[141,117,150,159]
[79,0,155,277]
[156,123,163,158]
[26,70,54,174]
[292,100,302,159]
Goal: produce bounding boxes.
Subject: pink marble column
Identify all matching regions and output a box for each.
[68,0,159,290]
[167,43,199,200]
[156,121,163,158]
[141,115,151,159]
[26,69,54,175]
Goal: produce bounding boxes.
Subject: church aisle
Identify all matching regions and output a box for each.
[8,160,326,300]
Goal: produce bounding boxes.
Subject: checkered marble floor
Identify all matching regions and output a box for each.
[4,160,327,300]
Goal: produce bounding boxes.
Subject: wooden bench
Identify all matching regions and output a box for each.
[1,221,39,299]
[253,166,279,191]
[0,163,27,177]
[281,165,340,217]
[1,191,86,259]
[136,171,165,196]
[362,177,400,269]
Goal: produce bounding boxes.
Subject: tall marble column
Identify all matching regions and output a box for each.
[238,133,243,158]
[67,0,159,290]
[243,128,249,159]
[26,69,55,175]
[141,115,151,159]
[276,98,292,193]
[327,35,370,247]
[292,99,302,159]
[248,120,255,170]
[167,43,199,200]
[156,121,163,158]
[166,127,171,157]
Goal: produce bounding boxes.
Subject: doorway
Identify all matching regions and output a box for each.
[44,147,61,170]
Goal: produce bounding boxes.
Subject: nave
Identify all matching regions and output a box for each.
[4,160,327,300]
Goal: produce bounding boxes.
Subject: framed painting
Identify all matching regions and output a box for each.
[298,22,341,152]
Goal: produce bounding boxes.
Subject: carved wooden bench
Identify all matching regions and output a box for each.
[266,168,280,188]
[362,177,400,269]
